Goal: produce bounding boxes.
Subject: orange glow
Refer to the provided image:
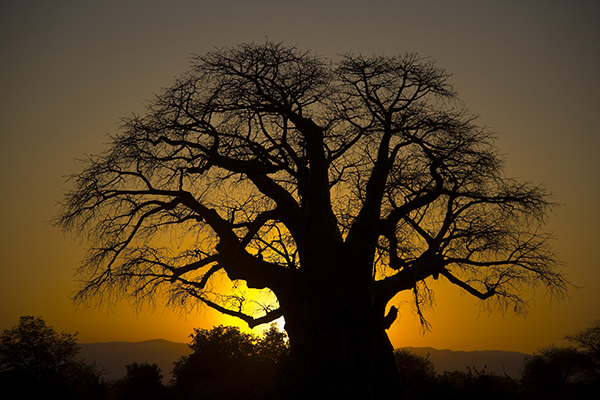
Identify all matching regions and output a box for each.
[1,1,598,356]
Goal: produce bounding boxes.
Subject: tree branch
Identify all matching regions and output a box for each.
[440,268,496,300]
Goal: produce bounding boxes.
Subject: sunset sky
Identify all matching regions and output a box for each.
[1,0,598,354]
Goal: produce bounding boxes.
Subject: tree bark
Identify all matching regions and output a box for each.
[277,270,406,400]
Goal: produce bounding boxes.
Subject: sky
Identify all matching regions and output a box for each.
[1,0,598,354]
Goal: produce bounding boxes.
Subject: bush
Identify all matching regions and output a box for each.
[0,316,107,399]
[170,324,289,400]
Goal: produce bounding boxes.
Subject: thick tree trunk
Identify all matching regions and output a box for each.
[271,201,406,398]
[279,288,406,399]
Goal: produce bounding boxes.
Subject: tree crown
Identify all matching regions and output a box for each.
[0,316,80,377]
[55,41,567,329]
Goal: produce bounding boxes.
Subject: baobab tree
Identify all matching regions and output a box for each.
[56,41,567,399]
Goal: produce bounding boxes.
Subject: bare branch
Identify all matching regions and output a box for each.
[56,41,567,334]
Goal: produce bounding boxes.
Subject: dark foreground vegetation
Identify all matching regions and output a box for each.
[2,316,599,399]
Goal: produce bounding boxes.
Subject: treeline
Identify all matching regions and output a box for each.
[1,316,599,399]
[395,344,600,400]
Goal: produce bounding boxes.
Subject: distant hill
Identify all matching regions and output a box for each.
[79,340,529,382]
[401,347,529,379]
[79,339,191,383]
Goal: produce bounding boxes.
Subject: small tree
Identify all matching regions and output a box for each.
[255,323,289,364]
[111,362,169,400]
[0,316,106,398]
[565,319,600,370]
[56,41,568,398]
[171,325,287,400]
[0,315,79,377]
[394,349,436,399]
[521,345,598,399]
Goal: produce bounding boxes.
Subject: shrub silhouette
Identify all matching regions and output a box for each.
[437,366,518,400]
[521,345,599,399]
[110,362,170,400]
[394,349,436,399]
[394,349,518,400]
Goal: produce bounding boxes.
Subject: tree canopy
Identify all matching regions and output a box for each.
[56,41,566,325]
[56,41,568,398]
[0,315,80,377]
[565,319,600,361]
[0,316,106,399]
[171,324,289,399]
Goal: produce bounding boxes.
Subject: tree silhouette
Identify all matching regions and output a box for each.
[0,316,106,399]
[255,323,289,365]
[111,362,170,400]
[394,349,436,399]
[565,319,600,371]
[521,345,599,399]
[438,366,517,400]
[171,325,288,399]
[56,41,568,399]
[0,316,79,376]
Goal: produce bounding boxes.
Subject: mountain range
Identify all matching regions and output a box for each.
[79,340,529,383]
[79,339,191,383]
[402,347,529,379]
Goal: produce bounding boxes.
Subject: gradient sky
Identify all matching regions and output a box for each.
[1,0,598,354]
